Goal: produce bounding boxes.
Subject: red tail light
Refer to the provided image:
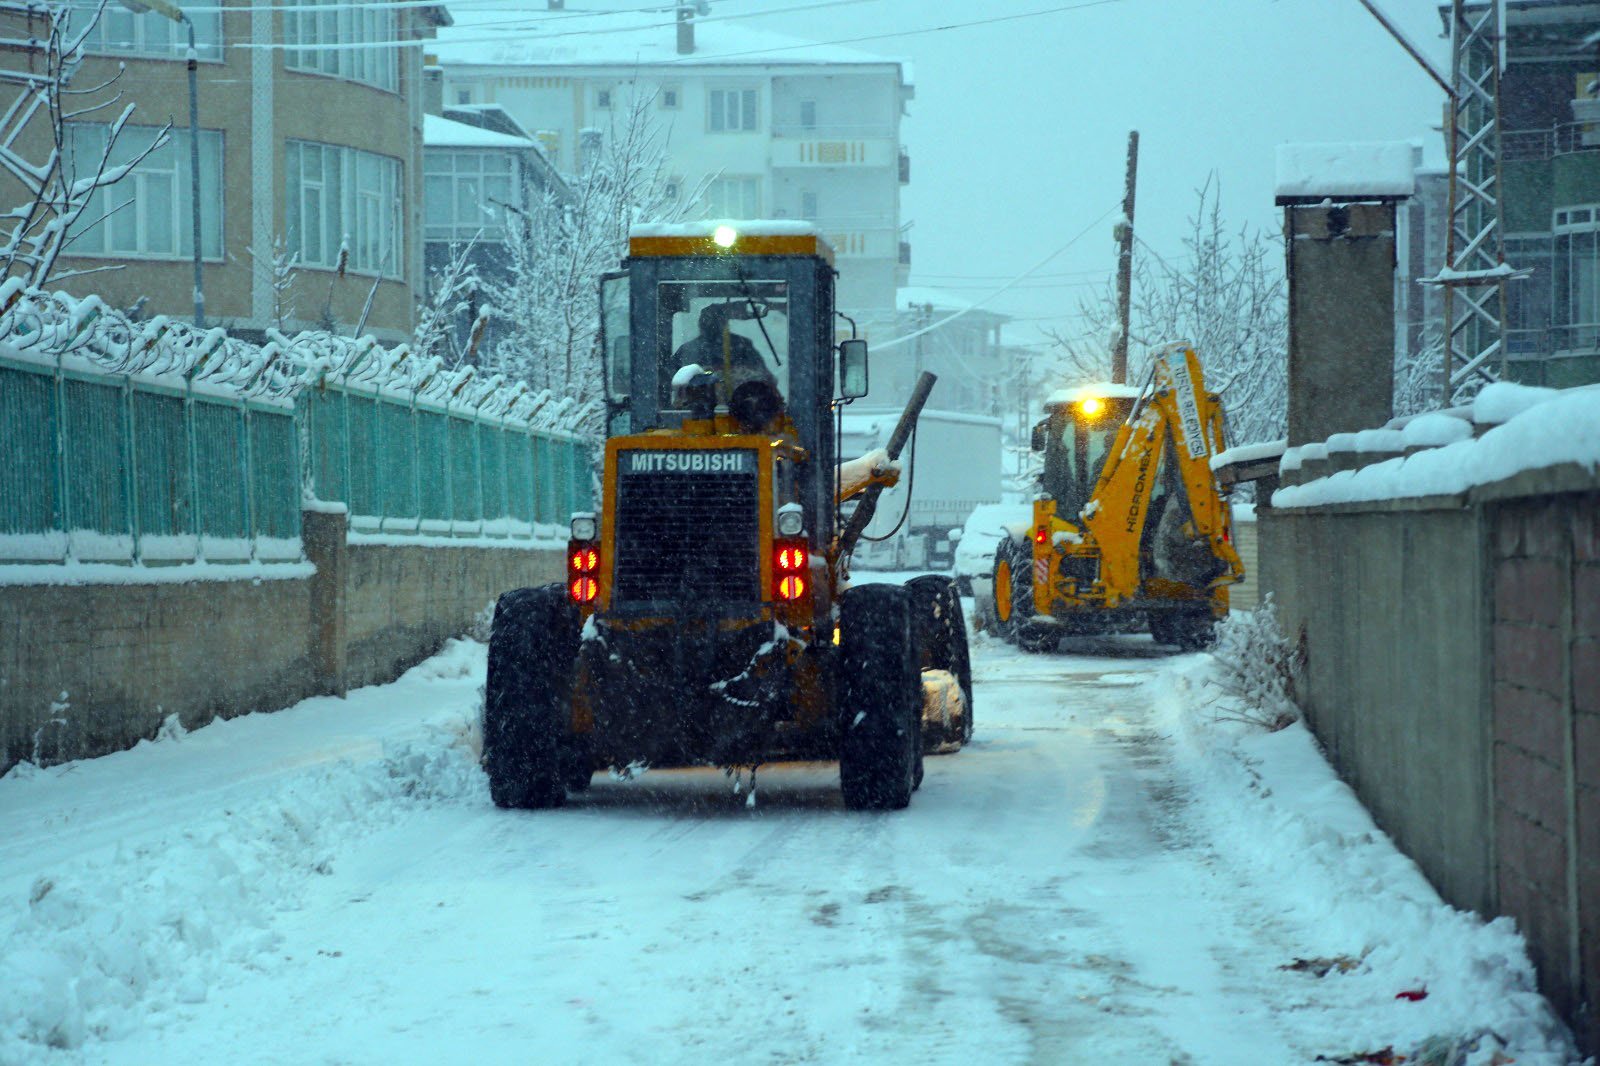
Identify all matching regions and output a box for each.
[1034,528,1048,545]
[774,538,808,601]
[567,539,599,603]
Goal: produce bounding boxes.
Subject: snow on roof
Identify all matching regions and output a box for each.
[1045,382,1145,407]
[432,7,910,75]
[630,220,818,239]
[423,114,534,150]
[1275,142,1416,199]
[1274,387,1600,508]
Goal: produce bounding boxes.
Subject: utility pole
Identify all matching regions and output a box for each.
[1111,130,1138,385]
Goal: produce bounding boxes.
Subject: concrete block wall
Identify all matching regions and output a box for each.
[1488,494,1600,1045]
[1,509,564,774]
[1260,480,1600,1054]
[343,541,563,690]
[0,576,316,770]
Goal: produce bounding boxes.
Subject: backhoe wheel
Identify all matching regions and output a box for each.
[990,538,1030,642]
[484,584,579,810]
[906,575,975,747]
[839,584,922,811]
[1172,610,1218,652]
[1148,612,1176,647]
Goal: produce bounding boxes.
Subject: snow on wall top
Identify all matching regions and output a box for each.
[1210,438,1287,471]
[630,220,818,239]
[433,8,910,76]
[423,114,534,150]
[1274,387,1600,508]
[1275,142,1416,199]
[1046,382,1145,407]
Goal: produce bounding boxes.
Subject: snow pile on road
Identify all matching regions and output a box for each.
[0,643,489,1059]
[1148,656,1576,1064]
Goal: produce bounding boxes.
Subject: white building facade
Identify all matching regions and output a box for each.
[430,9,913,321]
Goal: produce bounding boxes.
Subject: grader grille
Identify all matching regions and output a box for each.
[612,450,761,604]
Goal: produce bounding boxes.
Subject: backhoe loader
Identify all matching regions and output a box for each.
[482,222,972,812]
[989,343,1243,652]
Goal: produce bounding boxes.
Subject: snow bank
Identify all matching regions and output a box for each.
[1275,142,1416,199]
[0,642,490,1059]
[1148,657,1575,1063]
[1275,388,1600,508]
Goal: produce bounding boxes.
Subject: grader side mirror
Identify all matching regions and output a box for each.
[1030,418,1049,452]
[839,339,869,400]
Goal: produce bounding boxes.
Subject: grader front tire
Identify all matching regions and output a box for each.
[483,585,579,810]
[839,585,922,811]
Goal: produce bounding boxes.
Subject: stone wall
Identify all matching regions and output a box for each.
[1,573,316,770]
[1259,472,1600,1053]
[0,509,563,773]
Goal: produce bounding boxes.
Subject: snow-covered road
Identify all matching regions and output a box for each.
[0,608,1577,1064]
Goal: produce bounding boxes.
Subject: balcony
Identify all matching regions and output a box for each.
[898,147,910,185]
[771,136,898,170]
[898,240,911,267]
[1504,122,1600,162]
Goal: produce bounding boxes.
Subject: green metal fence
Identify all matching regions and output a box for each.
[0,351,302,563]
[300,380,590,538]
[0,292,595,566]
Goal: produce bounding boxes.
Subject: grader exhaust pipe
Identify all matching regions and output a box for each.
[838,370,937,556]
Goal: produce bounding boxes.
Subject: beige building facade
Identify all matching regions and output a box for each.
[0,0,448,342]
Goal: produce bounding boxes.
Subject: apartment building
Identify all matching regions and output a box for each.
[1491,1,1600,387]
[0,0,448,342]
[430,3,913,324]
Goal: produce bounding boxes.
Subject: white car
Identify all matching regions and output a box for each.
[952,502,1034,599]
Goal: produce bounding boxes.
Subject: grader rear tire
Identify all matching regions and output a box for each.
[839,585,922,811]
[906,575,975,746]
[484,585,578,810]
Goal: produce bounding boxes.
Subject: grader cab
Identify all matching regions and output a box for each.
[483,222,973,811]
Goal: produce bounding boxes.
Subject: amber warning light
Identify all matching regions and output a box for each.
[774,538,807,601]
[568,540,599,603]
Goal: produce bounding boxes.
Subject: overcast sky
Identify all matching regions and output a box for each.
[744,0,1451,346]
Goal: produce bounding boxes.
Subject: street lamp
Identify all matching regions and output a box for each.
[117,0,204,329]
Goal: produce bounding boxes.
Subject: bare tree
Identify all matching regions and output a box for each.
[1051,178,1289,447]
[485,89,703,432]
[246,236,300,332]
[0,0,165,286]
[414,235,484,365]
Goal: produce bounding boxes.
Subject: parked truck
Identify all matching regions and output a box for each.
[840,408,1002,571]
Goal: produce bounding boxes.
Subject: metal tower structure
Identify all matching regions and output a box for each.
[1435,0,1513,401]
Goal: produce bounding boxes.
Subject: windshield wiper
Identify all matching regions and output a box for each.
[732,261,781,367]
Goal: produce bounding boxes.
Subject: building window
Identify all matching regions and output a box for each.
[286,141,403,276]
[596,88,612,110]
[660,87,680,110]
[455,88,473,106]
[1553,206,1600,351]
[66,124,223,259]
[1504,234,1552,358]
[72,0,222,61]
[800,191,818,220]
[663,178,682,202]
[705,176,759,218]
[425,150,519,243]
[708,88,757,133]
[799,100,817,129]
[284,0,398,93]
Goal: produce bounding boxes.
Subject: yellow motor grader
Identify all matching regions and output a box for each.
[482,222,972,811]
[989,344,1243,652]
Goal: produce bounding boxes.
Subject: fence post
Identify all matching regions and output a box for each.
[302,504,347,696]
[242,400,257,561]
[124,376,141,564]
[52,347,71,561]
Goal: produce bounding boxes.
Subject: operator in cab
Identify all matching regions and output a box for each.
[666,301,784,430]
